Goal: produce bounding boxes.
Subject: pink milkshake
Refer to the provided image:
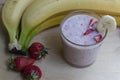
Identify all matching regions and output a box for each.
[60,10,107,68]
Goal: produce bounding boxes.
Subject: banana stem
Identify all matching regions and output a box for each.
[8,31,17,43]
[8,31,21,51]
[18,29,30,50]
[22,32,35,51]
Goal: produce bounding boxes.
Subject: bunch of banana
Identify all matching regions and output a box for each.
[2,0,34,51]
[2,0,120,53]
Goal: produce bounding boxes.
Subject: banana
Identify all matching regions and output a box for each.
[19,0,120,50]
[18,0,57,49]
[22,0,120,28]
[96,15,117,33]
[2,0,35,50]
[23,14,66,50]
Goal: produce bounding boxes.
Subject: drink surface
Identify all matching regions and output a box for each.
[61,14,102,45]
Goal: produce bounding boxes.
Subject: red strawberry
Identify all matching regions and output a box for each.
[83,29,94,36]
[88,18,93,27]
[28,42,48,60]
[90,21,98,27]
[93,34,103,42]
[22,65,42,80]
[8,56,35,71]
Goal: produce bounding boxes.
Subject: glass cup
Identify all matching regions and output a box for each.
[60,10,108,68]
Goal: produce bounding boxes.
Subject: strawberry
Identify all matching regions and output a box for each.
[93,34,103,42]
[28,42,48,60]
[83,29,94,36]
[90,21,98,27]
[22,65,42,80]
[88,18,93,27]
[8,56,35,71]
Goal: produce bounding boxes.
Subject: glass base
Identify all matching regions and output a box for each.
[62,54,96,68]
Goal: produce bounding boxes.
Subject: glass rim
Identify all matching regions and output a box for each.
[60,10,108,47]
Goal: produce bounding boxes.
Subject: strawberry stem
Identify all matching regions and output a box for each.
[38,47,48,59]
[8,56,15,70]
